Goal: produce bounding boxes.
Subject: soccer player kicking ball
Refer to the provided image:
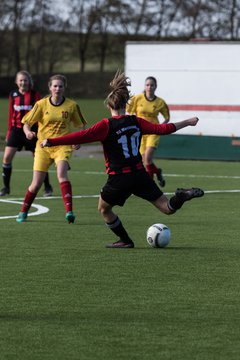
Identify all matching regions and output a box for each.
[41,70,204,248]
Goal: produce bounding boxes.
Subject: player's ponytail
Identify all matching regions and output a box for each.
[105,70,131,110]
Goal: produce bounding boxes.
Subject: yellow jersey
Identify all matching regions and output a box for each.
[126,93,170,124]
[22,96,87,143]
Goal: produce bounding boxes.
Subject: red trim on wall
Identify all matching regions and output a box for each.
[232,140,240,146]
[169,104,240,111]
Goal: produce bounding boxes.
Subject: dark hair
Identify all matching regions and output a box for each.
[105,70,131,110]
[145,76,157,87]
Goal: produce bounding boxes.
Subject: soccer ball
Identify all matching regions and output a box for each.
[146,223,171,248]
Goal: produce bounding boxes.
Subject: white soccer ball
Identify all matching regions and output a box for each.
[146,223,171,248]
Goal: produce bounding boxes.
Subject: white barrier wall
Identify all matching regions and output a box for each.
[125,42,240,138]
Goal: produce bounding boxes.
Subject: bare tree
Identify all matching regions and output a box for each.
[133,0,149,35]
[95,3,110,72]
[68,0,100,72]
[196,0,240,40]
[93,0,118,72]
[0,0,11,74]
[227,0,239,39]
[0,0,240,77]
[23,0,70,74]
[4,0,27,72]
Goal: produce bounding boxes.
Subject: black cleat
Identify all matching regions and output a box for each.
[43,185,53,197]
[175,187,204,201]
[0,187,10,196]
[156,168,165,187]
[106,240,135,248]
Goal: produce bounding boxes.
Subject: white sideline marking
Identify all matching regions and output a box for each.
[0,199,49,220]
[1,190,240,220]
[12,169,240,180]
[85,171,240,179]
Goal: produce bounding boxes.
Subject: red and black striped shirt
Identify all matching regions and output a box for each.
[7,89,41,139]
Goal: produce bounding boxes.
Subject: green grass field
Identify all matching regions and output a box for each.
[0,154,240,359]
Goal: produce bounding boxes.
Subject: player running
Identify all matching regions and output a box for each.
[40,70,204,248]
[16,74,87,224]
[0,70,53,197]
[126,76,169,187]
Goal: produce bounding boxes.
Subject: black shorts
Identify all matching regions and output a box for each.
[6,127,37,152]
[100,169,163,206]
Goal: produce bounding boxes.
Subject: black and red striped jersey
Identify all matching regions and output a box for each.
[7,89,41,139]
[102,115,143,174]
[48,114,177,175]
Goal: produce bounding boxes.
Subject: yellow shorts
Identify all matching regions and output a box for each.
[140,134,160,155]
[33,145,73,172]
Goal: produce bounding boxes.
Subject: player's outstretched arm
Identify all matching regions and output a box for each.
[174,117,199,130]
[40,119,109,148]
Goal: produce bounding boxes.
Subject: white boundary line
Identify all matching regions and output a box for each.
[0,199,49,220]
[9,169,240,180]
[1,190,240,220]
[84,171,240,179]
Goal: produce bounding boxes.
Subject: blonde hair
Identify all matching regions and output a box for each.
[105,70,131,110]
[15,70,34,89]
[48,74,67,88]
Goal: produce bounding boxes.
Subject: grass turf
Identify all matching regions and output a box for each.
[0,155,240,359]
